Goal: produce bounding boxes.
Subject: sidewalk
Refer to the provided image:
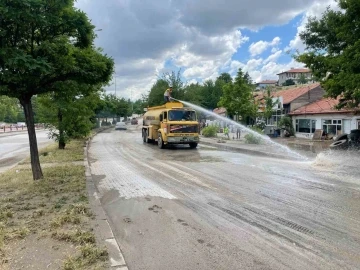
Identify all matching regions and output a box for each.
[199,132,332,159]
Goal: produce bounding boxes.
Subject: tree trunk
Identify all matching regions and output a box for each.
[20,97,43,180]
[58,108,66,149]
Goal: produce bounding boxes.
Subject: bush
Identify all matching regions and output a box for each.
[202,125,218,137]
[255,120,266,131]
[244,127,264,144]
[279,116,294,136]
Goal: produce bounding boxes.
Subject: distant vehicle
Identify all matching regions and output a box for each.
[131,118,138,125]
[16,122,26,128]
[115,122,127,130]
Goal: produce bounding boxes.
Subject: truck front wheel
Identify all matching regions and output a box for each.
[189,143,198,149]
[158,133,165,149]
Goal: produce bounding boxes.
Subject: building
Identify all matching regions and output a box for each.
[277,68,314,85]
[255,80,277,90]
[255,83,325,126]
[289,98,360,139]
[213,107,227,117]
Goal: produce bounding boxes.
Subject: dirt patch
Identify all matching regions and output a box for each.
[0,141,108,270]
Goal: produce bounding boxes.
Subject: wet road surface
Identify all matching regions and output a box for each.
[0,130,51,173]
[88,125,360,270]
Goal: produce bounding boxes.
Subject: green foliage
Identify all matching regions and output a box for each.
[37,84,102,148]
[133,98,146,114]
[144,70,232,110]
[0,0,113,99]
[218,69,257,119]
[147,79,169,106]
[217,73,233,84]
[0,96,20,123]
[244,127,264,144]
[263,87,280,120]
[282,79,295,86]
[279,116,295,136]
[295,0,360,108]
[183,83,204,106]
[161,70,185,100]
[298,74,308,84]
[201,125,218,137]
[0,0,114,179]
[255,120,266,130]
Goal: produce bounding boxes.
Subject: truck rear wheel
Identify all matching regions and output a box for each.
[189,143,198,149]
[142,129,147,143]
[158,133,165,149]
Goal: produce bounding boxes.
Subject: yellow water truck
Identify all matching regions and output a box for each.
[142,102,200,149]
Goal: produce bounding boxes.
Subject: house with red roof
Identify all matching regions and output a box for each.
[277,68,314,85]
[289,98,360,139]
[255,83,325,127]
[255,80,278,90]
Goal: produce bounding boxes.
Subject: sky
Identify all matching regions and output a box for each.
[75,0,338,100]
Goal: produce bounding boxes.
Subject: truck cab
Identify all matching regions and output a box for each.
[142,102,200,149]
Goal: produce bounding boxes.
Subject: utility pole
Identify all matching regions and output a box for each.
[115,76,116,96]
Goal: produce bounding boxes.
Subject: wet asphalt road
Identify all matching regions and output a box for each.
[0,130,51,173]
[88,125,360,270]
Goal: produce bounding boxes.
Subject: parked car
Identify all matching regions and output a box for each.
[131,118,138,125]
[115,122,127,130]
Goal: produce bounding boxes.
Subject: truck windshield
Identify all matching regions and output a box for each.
[168,110,196,121]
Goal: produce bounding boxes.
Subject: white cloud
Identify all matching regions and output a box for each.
[264,50,282,64]
[173,30,249,82]
[227,55,306,84]
[286,0,338,52]
[248,37,281,56]
[75,0,338,99]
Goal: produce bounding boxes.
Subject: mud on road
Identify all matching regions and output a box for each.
[88,125,360,270]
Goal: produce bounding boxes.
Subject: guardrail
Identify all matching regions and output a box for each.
[0,125,45,134]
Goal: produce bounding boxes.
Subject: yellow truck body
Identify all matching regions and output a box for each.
[142,102,200,149]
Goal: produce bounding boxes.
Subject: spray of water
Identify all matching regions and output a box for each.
[174,99,308,161]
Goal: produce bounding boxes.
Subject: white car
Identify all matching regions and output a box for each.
[115,122,127,130]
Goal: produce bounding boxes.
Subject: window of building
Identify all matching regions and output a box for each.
[322,119,342,135]
[295,119,316,133]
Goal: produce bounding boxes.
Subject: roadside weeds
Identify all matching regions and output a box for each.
[0,139,108,270]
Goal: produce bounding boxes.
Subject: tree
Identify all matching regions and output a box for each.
[148,79,169,106]
[282,79,295,86]
[37,83,102,149]
[263,87,280,121]
[217,73,232,84]
[0,96,19,122]
[279,116,295,136]
[218,69,257,122]
[161,70,185,100]
[183,83,204,106]
[0,1,114,179]
[298,74,308,84]
[295,0,360,108]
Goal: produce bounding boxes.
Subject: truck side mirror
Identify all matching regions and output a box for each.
[160,114,163,121]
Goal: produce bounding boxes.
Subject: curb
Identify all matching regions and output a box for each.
[199,140,298,160]
[84,127,128,270]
